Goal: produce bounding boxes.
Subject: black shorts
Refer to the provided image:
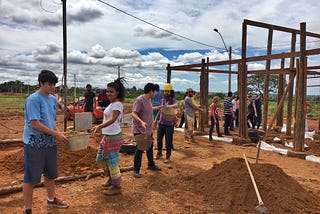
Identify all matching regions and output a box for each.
[23,144,58,184]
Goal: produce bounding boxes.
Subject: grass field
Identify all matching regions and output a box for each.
[0,93,26,112]
[0,93,319,119]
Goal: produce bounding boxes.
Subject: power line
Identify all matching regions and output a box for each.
[96,0,222,50]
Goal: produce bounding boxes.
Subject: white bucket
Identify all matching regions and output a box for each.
[67,133,90,151]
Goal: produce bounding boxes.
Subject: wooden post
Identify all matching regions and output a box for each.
[239,21,248,139]
[286,33,296,136]
[262,29,273,132]
[294,22,307,152]
[264,74,295,138]
[276,58,285,127]
[166,63,171,83]
[204,57,209,126]
[199,58,206,132]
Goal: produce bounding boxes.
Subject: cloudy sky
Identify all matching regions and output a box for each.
[1,0,320,94]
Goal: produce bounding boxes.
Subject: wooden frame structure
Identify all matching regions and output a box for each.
[166,19,320,152]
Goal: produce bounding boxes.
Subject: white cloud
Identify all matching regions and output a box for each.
[0,0,319,94]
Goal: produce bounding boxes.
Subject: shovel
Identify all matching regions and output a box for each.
[243,154,267,214]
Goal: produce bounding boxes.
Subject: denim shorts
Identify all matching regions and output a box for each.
[23,144,58,184]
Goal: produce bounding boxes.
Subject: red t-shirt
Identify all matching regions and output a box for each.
[210,103,219,117]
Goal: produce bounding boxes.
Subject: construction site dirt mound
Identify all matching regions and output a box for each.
[1,144,100,176]
[193,158,320,213]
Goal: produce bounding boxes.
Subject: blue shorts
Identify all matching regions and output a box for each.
[23,144,58,184]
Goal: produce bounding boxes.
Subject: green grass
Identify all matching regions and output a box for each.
[0,93,27,111]
[267,100,319,119]
[0,93,319,119]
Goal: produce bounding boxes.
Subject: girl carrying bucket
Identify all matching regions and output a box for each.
[91,77,126,196]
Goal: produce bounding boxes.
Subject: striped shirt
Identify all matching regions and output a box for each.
[223,97,233,115]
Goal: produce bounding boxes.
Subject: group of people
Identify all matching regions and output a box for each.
[22,70,181,213]
[22,69,269,214]
[207,92,263,141]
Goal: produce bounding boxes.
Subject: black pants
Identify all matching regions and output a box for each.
[178,112,185,128]
[133,144,155,173]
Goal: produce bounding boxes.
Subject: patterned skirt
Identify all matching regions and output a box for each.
[96,132,124,186]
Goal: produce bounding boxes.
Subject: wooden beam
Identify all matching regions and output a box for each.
[264,74,295,139]
[244,19,320,38]
[262,29,273,131]
[276,58,285,127]
[286,33,296,136]
[294,23,307,152]
[199,59,206,132]
[239,21,248,139]
[248,68,293,75]
[166,64,171,83]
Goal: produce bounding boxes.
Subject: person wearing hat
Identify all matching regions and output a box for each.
[155,83,178,163]
[184,88,203,140]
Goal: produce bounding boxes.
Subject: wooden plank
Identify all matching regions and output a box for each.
[276,58,285,127]
[244,19,320,38]
[264,74,295,139]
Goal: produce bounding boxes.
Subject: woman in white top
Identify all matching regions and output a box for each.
[91,77,126,196]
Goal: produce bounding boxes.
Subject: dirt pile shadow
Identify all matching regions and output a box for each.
[193,157,320,213]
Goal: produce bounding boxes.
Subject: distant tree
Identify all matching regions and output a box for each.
[248,74,278,94]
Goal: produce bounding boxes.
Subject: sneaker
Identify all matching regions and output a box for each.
[147,165,162,171]
[133,171,141,178]
[155,153,163,160]
[102,179,112,188]
[47,197,69,208]
[103,185,122,196]
[164,158,170,163]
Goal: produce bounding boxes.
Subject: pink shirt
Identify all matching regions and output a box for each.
[132,95,153,135]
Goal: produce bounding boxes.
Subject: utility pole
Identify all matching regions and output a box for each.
[74,74,76,103]
[62,0,68,132]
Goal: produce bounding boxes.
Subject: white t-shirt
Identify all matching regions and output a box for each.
[101,101,123,135]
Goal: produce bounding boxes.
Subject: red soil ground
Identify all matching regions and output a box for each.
[0,104,319,213]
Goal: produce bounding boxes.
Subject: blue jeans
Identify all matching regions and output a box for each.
[157,123,174,158]
[255,114,262,129]
[209,116,221,139]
